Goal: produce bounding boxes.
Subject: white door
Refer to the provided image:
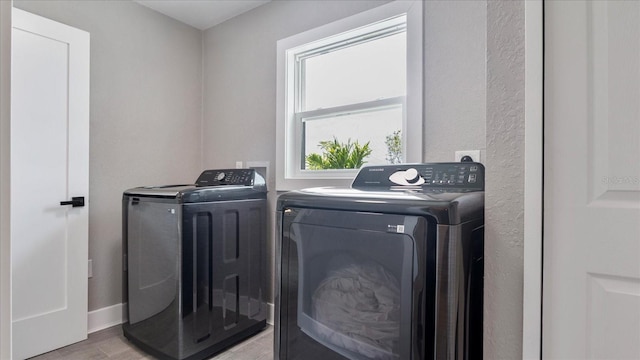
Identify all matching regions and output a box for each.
[11,8,90,359]
[544,1,640,359]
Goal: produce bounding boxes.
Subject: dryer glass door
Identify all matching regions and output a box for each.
[280,208,429,360]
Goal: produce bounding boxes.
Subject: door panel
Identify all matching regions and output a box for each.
[586,275,640,359]
[11,8,89,359]
[588,1,640,208]
[544,1,640,358]
[11,25,69,322]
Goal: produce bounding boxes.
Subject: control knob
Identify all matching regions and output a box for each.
[389,168,425,186]
[404,168,420,184]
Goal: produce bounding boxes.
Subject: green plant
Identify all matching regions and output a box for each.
[385,130,402,164]
[306,137,373,170]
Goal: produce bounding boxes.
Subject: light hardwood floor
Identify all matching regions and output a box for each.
[30,325,274,360]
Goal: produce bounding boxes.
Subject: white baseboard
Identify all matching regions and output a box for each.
[88,303,126,334]
[88,302,274,333]
[267,302,274,325]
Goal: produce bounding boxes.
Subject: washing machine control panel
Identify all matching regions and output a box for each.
[196,169,255,187]
[352,163,484,190]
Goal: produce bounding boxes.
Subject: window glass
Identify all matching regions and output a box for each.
[295,18,407,172]
[303,106,403,169]
[301,32,406,111]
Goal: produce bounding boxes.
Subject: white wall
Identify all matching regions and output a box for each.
[12,0,204,311]
[0,1,12,358]
[485,1,526,359]
[423,0,486,162]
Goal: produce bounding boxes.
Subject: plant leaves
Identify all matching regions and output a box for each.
[305,137,372,169]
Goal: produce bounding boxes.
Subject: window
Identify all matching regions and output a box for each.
[277,1,423,190]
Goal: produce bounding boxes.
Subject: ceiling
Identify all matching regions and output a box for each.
[133,0,271,30]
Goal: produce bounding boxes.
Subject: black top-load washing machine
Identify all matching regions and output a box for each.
[275,163,484,360]
[122,169,267,360]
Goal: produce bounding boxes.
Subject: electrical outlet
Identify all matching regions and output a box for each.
[88,259,93,278]
[235,161,243,169]
[246,161,269,182]
[455,150,481,163]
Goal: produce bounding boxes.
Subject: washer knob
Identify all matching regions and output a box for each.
[215,172,226,181]
[404,168,420,183]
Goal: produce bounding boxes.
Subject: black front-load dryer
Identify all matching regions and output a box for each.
[122,169,267,360]
[275,163,484,360]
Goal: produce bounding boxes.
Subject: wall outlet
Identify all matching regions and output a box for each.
[235,161,243,169]
[246,161,270,182]
[455,150,481,163]
[88,259,93,278]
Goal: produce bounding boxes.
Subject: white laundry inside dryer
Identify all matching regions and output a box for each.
[311,260,401,359]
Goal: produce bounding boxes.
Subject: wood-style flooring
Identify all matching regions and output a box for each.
[29,325,274,360]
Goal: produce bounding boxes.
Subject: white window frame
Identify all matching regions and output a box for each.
[276,0,423,191]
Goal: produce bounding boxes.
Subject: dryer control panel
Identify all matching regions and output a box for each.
[196,169,255,187]
[352,163,484,190]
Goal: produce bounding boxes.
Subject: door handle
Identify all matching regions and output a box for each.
[60,196,85,207]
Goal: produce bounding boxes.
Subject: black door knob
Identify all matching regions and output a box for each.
[60,196,85,207]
